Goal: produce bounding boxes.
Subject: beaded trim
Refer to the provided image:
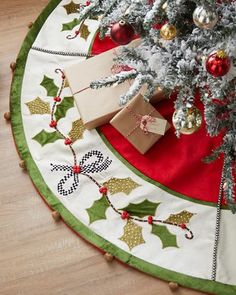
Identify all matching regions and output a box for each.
[31,46,93,57]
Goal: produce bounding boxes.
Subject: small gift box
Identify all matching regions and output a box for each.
[140,85,167,105]
[64,40,140,130]
[150,87,168,104]
[110,94,170,154]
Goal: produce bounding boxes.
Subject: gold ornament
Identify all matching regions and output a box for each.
[162,1,167,10]
[172,106,202,135]
[160,23,177,40]
[193,5,218,30]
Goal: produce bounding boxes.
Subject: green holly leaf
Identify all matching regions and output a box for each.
[40,75,59,97]
[32,130,63,146]
[103,177,140,195]
[151,224,178,249]
[54,96,74,121]
[62,18,81,31]
[119,200,160,218]
[86,197,110,224]
[80,23,90,40]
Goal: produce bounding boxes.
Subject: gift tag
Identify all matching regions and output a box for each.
[146,117,167,135]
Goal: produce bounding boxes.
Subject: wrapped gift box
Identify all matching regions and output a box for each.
[150,87,168,104]
[140,84,167,105]
[64,40,140,129]
[110,94,170,154]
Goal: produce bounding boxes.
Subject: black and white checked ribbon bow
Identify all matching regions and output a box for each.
[51,150,112,196]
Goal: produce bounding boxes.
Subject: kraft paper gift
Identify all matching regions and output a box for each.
[110,94,170,154]
[64,40,140,129]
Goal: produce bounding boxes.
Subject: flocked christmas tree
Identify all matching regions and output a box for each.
[77,0,236,213]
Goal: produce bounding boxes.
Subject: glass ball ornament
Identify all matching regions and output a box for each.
[206,50,231,77]
[193,5,218,30]
[110,20,135,45]
[172,107,202,135]
[160,23,177,40]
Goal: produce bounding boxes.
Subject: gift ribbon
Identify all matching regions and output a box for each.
[51,150,112,196]
[126,105,155,137]
[140,115,156,133]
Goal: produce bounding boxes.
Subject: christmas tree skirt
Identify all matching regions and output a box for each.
[10,1,236,294]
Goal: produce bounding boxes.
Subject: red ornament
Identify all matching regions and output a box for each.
[73,165,81,174]
[206,50,231,77]
[110,20,135,45]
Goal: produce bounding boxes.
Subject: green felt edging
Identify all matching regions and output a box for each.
[10,1,236,294]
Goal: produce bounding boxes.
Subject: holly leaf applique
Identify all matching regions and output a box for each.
[25,97,50,115]
[86,197,110,224]
[151,224,178,249]
[119,220,145,250]
[62,18,81,31]
[165,210,195,225]
[103,177,140,195]
[32,130,63,146]
[63,1,80,14]
[40,75,59,97]
[68,119,85,142]
[80,23,90,41]
[119,200,160,218]
[54,96,74,121]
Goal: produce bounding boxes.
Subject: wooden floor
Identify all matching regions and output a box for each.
[0,1,209,294]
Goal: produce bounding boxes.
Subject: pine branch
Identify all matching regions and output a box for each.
[90,69,137,89]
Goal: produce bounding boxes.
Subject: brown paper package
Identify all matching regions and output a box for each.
[139,84,167,105]
[110,94,170,154]
[150,87,167,104]
[64,40,140,130]
[64,38,167,129]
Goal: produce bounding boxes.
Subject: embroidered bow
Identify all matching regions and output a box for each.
[51,150,112,196]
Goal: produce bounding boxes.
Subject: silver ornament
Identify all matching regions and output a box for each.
[193,5,218,30]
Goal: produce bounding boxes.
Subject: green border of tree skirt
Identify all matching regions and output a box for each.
[9,1,236,294]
